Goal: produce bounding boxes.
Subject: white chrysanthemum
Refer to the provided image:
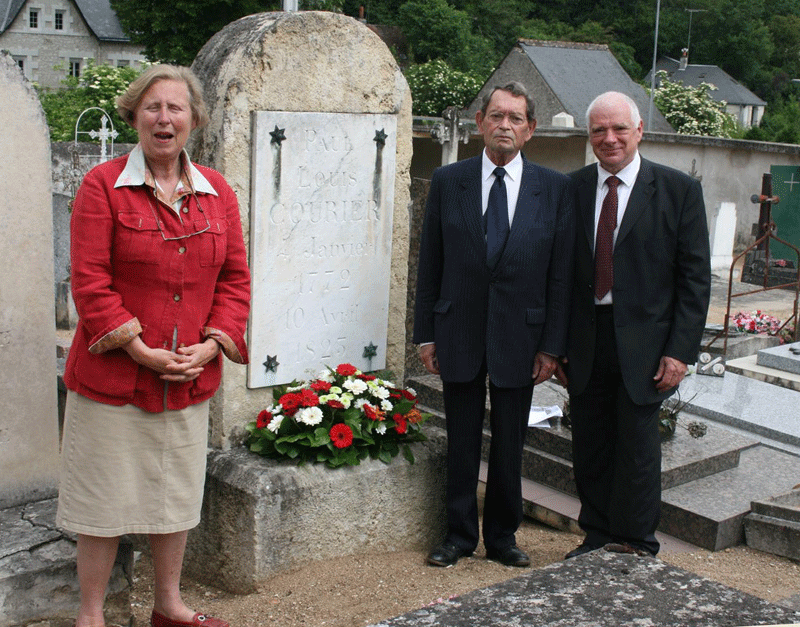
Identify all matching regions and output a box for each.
[317,370,335,383]
[354,398,369,409]
[343,378,368,395]
[375,423,387,435]
[381,400,393,411]
[267,414,283,433]
[369,383,390,400]
[296,406,323,426]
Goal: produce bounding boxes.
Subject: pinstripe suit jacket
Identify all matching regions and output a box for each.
[413,154,575,388]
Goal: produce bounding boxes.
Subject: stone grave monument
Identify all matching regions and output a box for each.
[0,53,133,627]
[184,12,446,593]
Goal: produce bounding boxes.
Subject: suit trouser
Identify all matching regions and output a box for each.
[441,360,534,552]
[569,305,662,555]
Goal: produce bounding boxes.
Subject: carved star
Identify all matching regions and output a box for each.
[263,355,279,373]
[374,128,388,146]
[270,125,286,145]
[363,342,378,359]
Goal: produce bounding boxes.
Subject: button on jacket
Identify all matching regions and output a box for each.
[64,150,251,412]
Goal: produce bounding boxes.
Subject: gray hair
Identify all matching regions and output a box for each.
[585,91,642,131]
[480,81,536,122]
[116,64,209,129]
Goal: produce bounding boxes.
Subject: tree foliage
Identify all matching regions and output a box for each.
[651,71,738,138]
[110,0,280,65]
[404,59,482,116]
[37,61,142,142]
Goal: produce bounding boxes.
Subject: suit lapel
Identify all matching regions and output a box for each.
[457,157,485,252]
[575,166,598,251]
[616,158,655,248]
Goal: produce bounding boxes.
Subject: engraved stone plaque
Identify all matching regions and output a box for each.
[248,111,397,387]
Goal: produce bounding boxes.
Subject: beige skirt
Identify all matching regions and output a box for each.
[56,390,210,537]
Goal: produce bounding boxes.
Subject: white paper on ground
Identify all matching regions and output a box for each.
[528,404,563,427]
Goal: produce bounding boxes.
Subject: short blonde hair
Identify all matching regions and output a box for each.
[116,64,209,129]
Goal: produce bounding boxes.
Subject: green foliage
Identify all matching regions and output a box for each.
[405,59,482,116]
[37,61,142,143]
[396,0,496,76]
[651,71,738,138]
[110,0,280,65]
[744,97,800,143]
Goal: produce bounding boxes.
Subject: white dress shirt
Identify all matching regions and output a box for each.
[481,149,523,225]
[593,151,641,305]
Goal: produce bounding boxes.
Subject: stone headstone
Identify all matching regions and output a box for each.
[190,11,412,444]
[0,53,60,508]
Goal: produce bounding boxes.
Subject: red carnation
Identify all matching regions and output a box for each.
[256,409,272,429]
[394,415,408,434]
[327,399,345,409]
[279,392,301,416]
[330,423,353,448]
[336,363,358,376]
[402,389,416,401]
[357,373,377,381]
[364,404,381,421]
[311,380,332,392]
[299,388,320,407]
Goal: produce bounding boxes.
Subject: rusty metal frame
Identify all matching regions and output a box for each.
[704,224,800,355]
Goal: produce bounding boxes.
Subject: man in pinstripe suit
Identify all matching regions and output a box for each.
[414,82,575,568]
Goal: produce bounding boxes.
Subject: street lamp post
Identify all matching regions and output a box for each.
[647,0,661,131]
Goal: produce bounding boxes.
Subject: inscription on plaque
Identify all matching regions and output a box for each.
[248,112,397,387]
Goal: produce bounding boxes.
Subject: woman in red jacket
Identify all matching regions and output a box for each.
[56,64,250,627]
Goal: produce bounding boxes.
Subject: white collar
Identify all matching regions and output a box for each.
[482,150,523,184]
[597,151,641,188]
[114,144,218,196]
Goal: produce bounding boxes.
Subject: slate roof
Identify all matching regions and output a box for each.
[518,40,670,131]
[647,56,766,107]
[0,0,129,41]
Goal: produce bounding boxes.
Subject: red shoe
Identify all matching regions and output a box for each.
[151,609,230,627]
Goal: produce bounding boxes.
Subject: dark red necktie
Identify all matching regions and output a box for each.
[594,175,620,299]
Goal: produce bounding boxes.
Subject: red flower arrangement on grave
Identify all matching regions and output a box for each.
[245,364,430,468]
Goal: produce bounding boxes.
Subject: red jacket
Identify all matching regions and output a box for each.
[64,152,251,412]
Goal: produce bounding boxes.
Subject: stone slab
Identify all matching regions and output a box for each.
[757,342,800,374]
[679,370,800,448]
[248,110,397,387]
[368,550,800,627]
[751,489,800,523]
[0,499,132,627]
[661,445,800,550]
[184,435,447,594]
[726,354,800,392]
[744,512,800,561]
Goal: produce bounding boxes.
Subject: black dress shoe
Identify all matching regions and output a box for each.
[604,542,656,557]
[486,544,530,567]
[427,542,473,567]
[564,542,603,560]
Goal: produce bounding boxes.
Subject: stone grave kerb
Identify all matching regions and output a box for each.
[0,52,60,507]
[189,11,413,448]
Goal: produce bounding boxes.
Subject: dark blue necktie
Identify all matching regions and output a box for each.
[486,166,509,269]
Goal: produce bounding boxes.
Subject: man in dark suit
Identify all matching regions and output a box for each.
[414,82,575,567]
[558,91,710,558]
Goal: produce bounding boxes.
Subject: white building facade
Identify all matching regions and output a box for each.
[0,0,145,89]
